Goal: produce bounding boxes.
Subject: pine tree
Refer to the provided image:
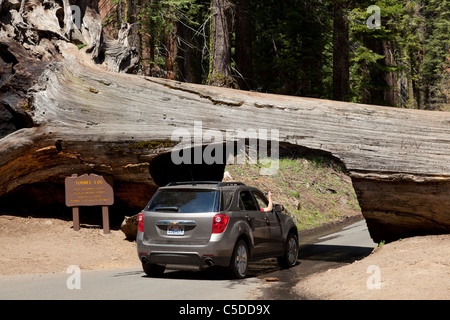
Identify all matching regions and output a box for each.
[252,0,332,97]
[333,0,350,101]
[349,1,413,106]
[101,0,448,110]
[135,0,205,78]
[207,0,237,88]
[422,0,450,110]
[235,0,252,90]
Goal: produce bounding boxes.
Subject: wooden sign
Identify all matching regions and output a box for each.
[65,173,114,207]
[65,174,114,234]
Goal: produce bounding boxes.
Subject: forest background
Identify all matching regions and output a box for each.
[102,0,449,110]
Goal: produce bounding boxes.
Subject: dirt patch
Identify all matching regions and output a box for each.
[295,234,450,300]
[0,214,140,277]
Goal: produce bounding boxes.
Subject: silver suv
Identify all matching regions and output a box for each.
[136,181,299,278]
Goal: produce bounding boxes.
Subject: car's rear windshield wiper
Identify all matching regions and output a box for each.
[154,207,179,212]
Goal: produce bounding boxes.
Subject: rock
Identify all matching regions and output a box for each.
[263,277,280,282]
[120,214,139,241]
[316,185,337,194]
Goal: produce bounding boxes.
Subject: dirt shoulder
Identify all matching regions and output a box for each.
[0,214,448,300]
[0,214,140,277]
[296,233,450,300]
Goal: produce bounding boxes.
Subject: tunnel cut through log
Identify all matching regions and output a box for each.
[149,145,227,187]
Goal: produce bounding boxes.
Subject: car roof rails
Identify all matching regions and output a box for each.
[165,181,246,187]
[216,182,246,187]
[166,181,221,186]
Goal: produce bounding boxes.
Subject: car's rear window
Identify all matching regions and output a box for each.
[146,189,219,213]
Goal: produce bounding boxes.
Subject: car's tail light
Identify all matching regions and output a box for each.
[212,214,229,234]
[138,213,144,232]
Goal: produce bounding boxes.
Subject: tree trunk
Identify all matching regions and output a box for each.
[382,40,398,106]
[141,31,152,76]
[165,23,177,80]
[207,0,237,88]
[176,21,201,83]
[333,1,350,101]
[235,0,252,90]
[364,36,398,106]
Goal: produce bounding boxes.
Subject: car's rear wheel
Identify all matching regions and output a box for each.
[142,262,165,277]
[229,240,249,279]
[277,233,298,268]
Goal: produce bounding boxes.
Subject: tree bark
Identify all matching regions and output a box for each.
[165,23,177,80]
[207,0,237,88]
[235,0,252,90]
[333,1,350,101]
[364,36,398,106]
[176,21,201,83]
[382,40,398,106]
[141,31,152,76]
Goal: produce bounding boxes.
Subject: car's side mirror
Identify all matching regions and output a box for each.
[274,204,284,212]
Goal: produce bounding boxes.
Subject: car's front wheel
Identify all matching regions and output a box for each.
[229,239,249,279]
[277,233,299,268]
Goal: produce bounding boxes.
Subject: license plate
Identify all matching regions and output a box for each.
[167,225,184,235]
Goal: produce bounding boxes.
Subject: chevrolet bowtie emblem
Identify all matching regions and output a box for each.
[171,221,178,225]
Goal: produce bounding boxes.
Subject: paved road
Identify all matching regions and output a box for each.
[0,220,376,300]
[260,219,377,299]
[0,268,263,300]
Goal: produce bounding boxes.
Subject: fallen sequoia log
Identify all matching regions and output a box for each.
[1,48,449,242]
[0,1,449,243]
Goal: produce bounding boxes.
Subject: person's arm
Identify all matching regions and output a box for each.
[262,191,273,212]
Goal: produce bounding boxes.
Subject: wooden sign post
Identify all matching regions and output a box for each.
[65,174,114,234]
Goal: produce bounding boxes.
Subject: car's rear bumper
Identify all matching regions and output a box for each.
[136,231,233,268]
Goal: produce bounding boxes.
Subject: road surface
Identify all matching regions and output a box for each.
[0,220,376,300]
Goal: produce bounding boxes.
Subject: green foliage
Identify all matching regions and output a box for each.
[76,43,88,50]
[422,0,450,110]
[252,0,333,98]
[137,0,205,72]
[349,1,404,105]
[348,0,449,108]
[139,0,198,35]
[104,0,448,109]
